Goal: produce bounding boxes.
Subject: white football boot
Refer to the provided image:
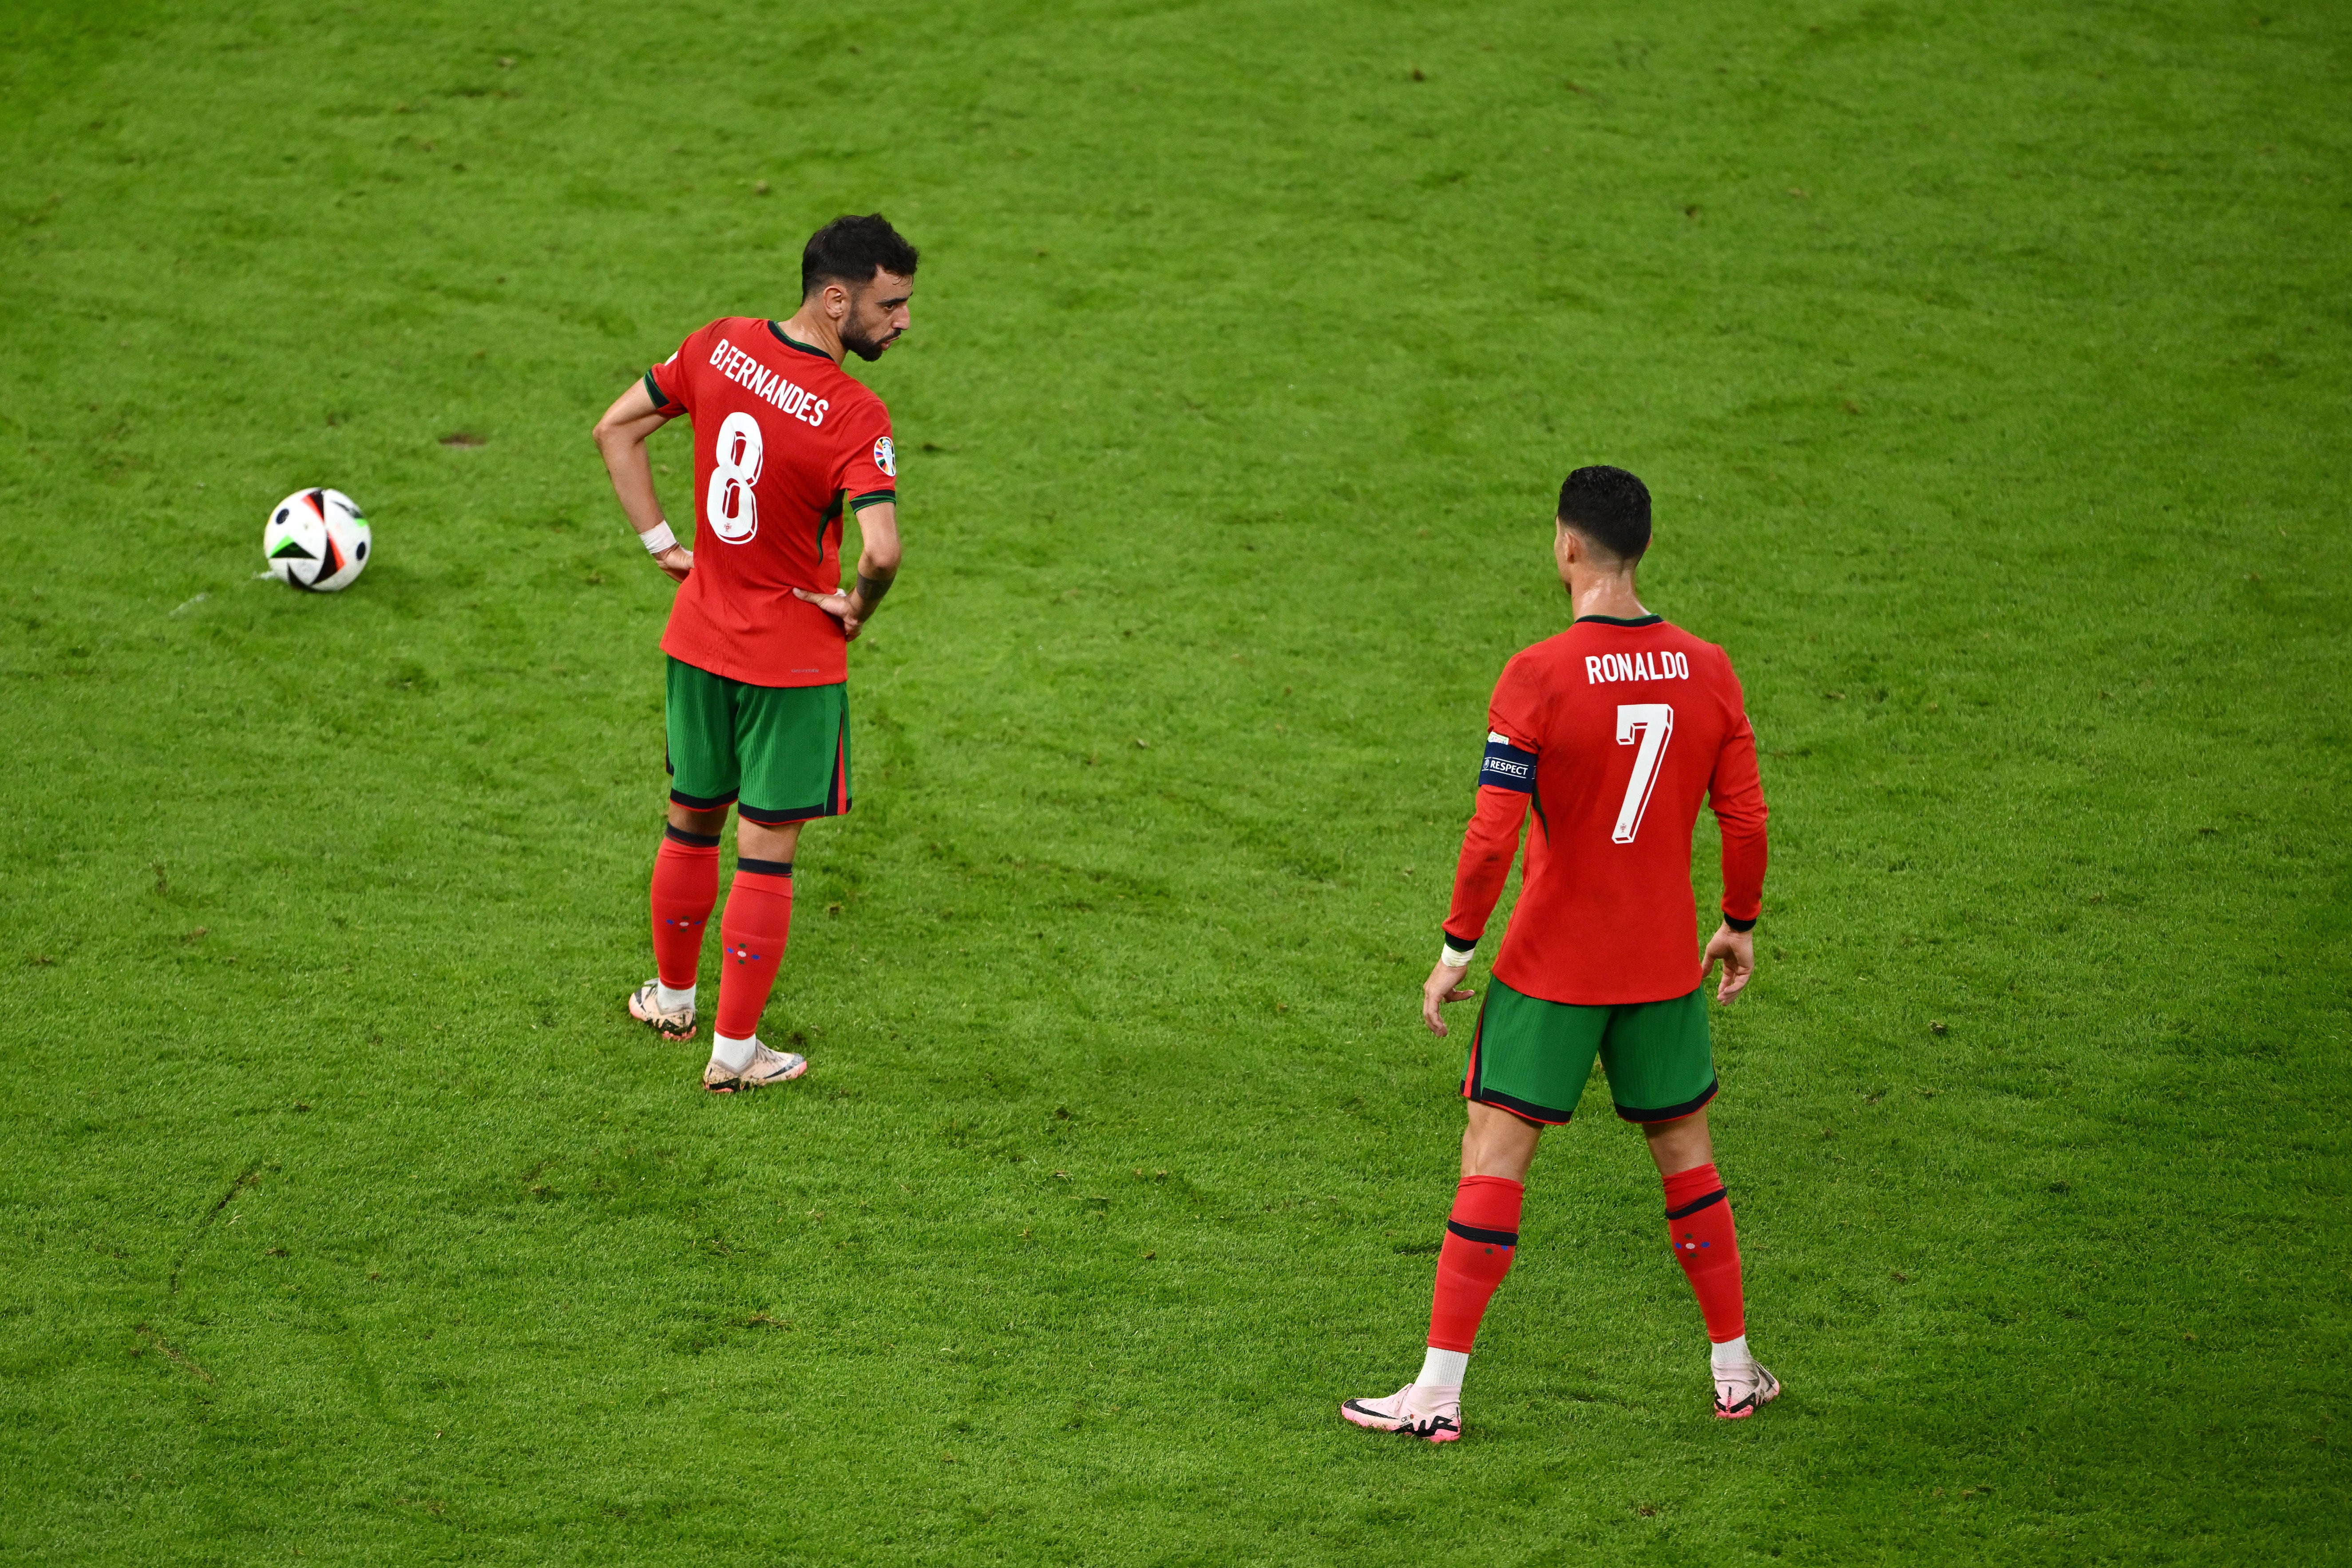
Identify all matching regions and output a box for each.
[1341,1384,1463,1443]
[626,980,696,1041]
[1714,1359,1782,1420]
[702,1041,808,1094]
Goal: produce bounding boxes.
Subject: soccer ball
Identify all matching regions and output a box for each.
[263,487,372,592]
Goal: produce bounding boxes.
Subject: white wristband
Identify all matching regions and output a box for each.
[1440,942,1477,968]
[639,521,677,555]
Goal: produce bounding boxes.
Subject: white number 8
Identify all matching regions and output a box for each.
[1612,703,1674,843]
[705,410,764,543]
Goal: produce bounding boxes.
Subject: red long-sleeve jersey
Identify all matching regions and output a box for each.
[1443,614,1768,1006]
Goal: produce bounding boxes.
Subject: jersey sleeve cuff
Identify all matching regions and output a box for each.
[1722,912,1758,933]
[848,489,897,512]
[1440,928,1481,964]
[642,370,682,414]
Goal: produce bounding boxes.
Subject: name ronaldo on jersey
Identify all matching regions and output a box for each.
[1585,650,1691,684]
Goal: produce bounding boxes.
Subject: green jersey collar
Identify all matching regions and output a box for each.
[766,321,835,360]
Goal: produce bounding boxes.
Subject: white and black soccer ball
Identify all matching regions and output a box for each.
[263,487,372,592]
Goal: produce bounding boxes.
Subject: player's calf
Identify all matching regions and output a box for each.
[1658,1159,1782,1419]
[713,858,793,1034]
[635,824,719,1039]
[1343,1173,1523,1443]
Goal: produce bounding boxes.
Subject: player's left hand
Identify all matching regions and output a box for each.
[792,586,864,641]
[1422,961,1474,1036]
[1701,924,1756,1004]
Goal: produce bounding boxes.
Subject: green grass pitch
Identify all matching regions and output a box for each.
[3,0,2347,1561]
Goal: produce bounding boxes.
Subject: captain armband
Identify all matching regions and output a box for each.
[1478,731,1538,793]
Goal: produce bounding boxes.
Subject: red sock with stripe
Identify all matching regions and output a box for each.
[649,827,719,991]
[1663,1162,1746,1344]
[1426,1175,1525,1357]
[713,859,793,1043]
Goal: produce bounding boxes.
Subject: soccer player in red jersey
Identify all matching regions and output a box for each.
[1343,465,1776,1441]
[590,214,917,1093]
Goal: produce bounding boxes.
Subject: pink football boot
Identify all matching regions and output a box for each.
[1714,1360,1782,1420]
[1341,1384,1462,1443]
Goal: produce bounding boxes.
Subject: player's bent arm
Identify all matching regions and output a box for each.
[791,502,901,641]
[846,500,901,623]
[592,381,691,579]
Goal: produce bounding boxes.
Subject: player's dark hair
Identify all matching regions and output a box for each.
[801,214,919,298]
[1556,465,1651,565]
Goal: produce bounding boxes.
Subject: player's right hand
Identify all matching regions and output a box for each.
[1423,962,1474,1036]
[654,545,693,583]
[791,586,864,641]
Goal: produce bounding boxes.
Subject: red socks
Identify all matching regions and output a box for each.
[1663,1162,1746,1343]
[649,828,720,989]
[653,828,796,1040]
[713,859,794,1040]
[1427,1175,1525,1353]
[1417,1165,1745,1361]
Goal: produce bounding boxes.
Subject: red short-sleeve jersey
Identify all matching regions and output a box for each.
[644,318,897,688]
[1442,614,1769,1006]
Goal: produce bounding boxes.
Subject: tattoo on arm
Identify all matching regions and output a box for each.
[854,571,895,615]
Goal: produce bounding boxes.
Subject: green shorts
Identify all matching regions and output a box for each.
[1462,976,1716,1126]
[664,657,851,824]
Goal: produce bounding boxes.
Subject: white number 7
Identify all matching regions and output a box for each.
[1612,703,1675,843]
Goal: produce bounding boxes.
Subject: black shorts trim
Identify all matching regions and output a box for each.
[1615,1076,1720,1125]
[737,801,829,825]
[1445,1220,1520,1248]
[1471,1086,1573,1127]
[669,786,739,811]
[1664,1187,1728,1221]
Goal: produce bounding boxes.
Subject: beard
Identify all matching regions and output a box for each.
[840,322,891,363]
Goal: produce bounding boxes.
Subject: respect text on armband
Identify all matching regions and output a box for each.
[1480,734,1539,793]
